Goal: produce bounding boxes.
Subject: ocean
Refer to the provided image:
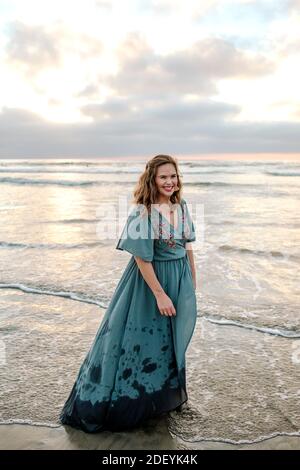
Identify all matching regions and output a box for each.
[0,157,299,448]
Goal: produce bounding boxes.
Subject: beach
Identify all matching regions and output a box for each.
[1,423,300,450]
[0,157,299,450]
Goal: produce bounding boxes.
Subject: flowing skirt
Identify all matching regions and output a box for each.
[59,254,197,433]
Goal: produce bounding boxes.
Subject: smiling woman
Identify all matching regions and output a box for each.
[59,154,197,433]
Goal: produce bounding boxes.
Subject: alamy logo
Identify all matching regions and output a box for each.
[95,197,203,251]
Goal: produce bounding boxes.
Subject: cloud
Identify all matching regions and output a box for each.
[74,93,243,138]
[4,21,62,74]
[0,1,298,157]
[4,20,104,79]
[94,32,275,98]
[1,104,299,158]
[80,94,240,123]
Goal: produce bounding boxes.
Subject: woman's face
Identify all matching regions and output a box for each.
[155,163,178,198]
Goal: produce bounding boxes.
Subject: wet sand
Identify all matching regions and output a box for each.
[1,291,300,450]
[0,422,300,450]
[0,417,177,450]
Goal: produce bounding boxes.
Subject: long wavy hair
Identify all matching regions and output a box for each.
[132,154,183,215]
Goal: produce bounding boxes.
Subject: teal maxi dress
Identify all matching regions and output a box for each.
[59,198,197,432]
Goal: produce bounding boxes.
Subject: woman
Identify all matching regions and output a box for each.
[59,154,197,433]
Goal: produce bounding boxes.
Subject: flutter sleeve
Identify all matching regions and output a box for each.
[182,198,196,242]
[116,204,154,261]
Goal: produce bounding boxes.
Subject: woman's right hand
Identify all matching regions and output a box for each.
[155,292,176,317]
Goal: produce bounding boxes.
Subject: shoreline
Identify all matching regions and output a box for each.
[0,422,300,450]
[0,418,177,450]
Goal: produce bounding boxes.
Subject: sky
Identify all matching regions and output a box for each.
[0,0,300,158]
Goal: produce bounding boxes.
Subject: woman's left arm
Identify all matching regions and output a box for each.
[186,242,196,290]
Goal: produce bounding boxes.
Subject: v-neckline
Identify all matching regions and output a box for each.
[153,204,181,233]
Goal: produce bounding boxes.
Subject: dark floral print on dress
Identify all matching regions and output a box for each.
[150,200,193,250]
[157,219,177,249]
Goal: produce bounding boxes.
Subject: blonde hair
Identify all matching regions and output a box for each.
[132,154,183,214]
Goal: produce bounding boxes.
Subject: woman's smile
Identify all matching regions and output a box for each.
[162,186,174,192]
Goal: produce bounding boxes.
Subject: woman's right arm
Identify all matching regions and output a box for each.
[134,256,176,317]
